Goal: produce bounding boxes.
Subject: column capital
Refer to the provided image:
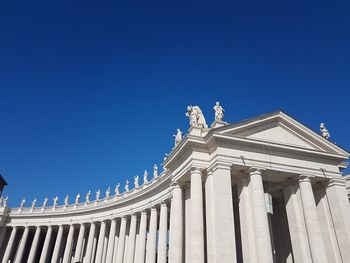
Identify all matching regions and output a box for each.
[190,166,205,174]
[249,166,265,174]
[208,161,231,173]
[327,177,346,187]
[160,201,168,208]
[299,174,312,183]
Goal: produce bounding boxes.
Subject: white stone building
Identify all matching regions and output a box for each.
[0,107,350,263]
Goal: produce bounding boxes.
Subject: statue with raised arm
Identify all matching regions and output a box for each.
[106,187,111,199]
[64,195,69,206]
[96,190,101,201]
[125,179,130,192]
[43,197,48,208]
[53,196,58,207]
[31,198,37,209]
[153,164,158,179]
[85,191,91,203]
[134,175,140,189]
[143,170,149,184]
[174,128,183,146]
[20,198,26,208]
[320,123,330,140]
[115,183,120,196]
[75,193,80,204]
[213,101,225,121]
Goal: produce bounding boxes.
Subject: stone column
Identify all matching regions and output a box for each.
[135,211,147,263]
[325,178,350,261]
[106,219,117,263]
[169,182,183,263]
[115,217,127,263]
[51,225,64,263]
[146,207,158,263]
[15,226,30,263]
[95,221,107,262]
[0,227,7,252]
[283,183,312,263]
[298,176,327,263]
[2,226,18,263]
[84,222,96,263]
[157,202,168,263]
[28,226,42,263]
[249,168,273,262]
[184,184,191,263]
[74,224,86,263]
[39,226,53,263]
[237,176,257,263]
[62,224,75,263]
[205,164,237,263]
[190,167,205,263]
[126,214,137,263]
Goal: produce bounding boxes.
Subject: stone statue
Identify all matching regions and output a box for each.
[143,170,149,184]
[186,105,208,128]
[31,198,37,209]
[125,180,130,192]
[64,195,69,206]
[75,193,80,204]
[115,183,120,196]
[134,175,140,189]
[3,196,8,207]
[153,164,158,179]
[106,187,111,199]
[43,197,48,208]
[85,191,91,203]
[53,196,58,207]
[20,198,26,208]
[320,123,330,140]
[174,128,183,146]
[96,190,101,201]
[213,101,225,121]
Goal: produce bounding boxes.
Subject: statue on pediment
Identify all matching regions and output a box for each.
[75,193,80,204]
[174,128,183,146]
[214,101,225,121]
[115,183,120,195]
[31,198,37,209]
[153,164,158,179]
[320,123,330,140]
[143,170,149,184]
[53,196,58,207]
[43,197,48,208]
[96,190,101,201]
[134,175,140,188]
[85,191,91,203]
[20,198,25,208]
[125,179,130,192]
[64,195,69,206]
[106,187,111,199]
[186,105,208,128]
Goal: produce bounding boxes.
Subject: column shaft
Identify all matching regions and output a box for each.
[299,176,327,263]
[14,226,30,263]
[169,183,183,263]
[237,177,257,263]
[126,215,137,263]
[95,221,107,262]
[62,225,75,263]
[283,183,312,263]
[157,203,168,263]
[73,224,86,263]
[115,217,127,263]
[185,185,191,263]
[0,227,7,252]
[28,226,42,263]
[51,225,64,263]
[146,208,158,263]
[190,168,205,263]
[249,168,273,262]
[135,212,147,263]
[84,222,96,263]
[205,166,237,263]
[106,219,117,263]
[39,226,53,263]
[2,226,18,263]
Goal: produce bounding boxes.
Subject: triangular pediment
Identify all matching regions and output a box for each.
[215,111,349,156]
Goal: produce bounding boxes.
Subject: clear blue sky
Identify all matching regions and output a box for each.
[1,0,349,206]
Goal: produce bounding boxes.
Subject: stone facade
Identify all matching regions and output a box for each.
[0,109,350,263]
